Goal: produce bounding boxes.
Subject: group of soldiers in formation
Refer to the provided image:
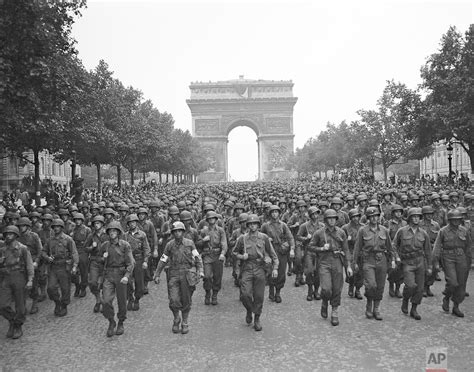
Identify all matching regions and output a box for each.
[0,181,473,339]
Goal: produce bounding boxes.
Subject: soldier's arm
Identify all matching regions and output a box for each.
[284,223,295,249]
[190,241,203,275]
[385,228,398,262]
[296,224,307,243]
[155,242,171,277]
[69,238,79,267]
[124,242,135,279]
[264,235,279,271]
[465,229,472,259]
[33,234,43,265]
[352,229,363,264]
[149,221,158,252]
[232,235,245,258]
[423,231,433,269]
[219,227,228,256]
[142,232,151,261]
[23,246,34,282]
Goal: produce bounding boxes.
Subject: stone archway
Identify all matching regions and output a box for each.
[187,76,297,182]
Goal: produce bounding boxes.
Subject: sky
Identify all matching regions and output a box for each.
[71,0,473,181]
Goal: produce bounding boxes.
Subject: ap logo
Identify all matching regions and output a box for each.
[426,347,447,372]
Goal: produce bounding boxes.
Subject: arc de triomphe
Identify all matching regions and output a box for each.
[187,76,297,182]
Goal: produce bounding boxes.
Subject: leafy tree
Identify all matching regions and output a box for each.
[0,0,85,203]
[417,25,474,173]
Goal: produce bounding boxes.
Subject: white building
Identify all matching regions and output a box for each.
[419,141,472,180]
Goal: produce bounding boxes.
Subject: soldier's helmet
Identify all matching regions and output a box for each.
[269,205,281,213]
[246,214,261,225]
[171,221,185,232]
[447,209,463,220]
[3,225,20,237]
[234,203,245,210]
[168,206,180,215]
[368,199,380,207]
[421,206,434,215]
[51,219,65,228]
[73,213,85,221]
[103,208,115,216]
[17,217,32,227]
[203,204,215,212]
[42,213,53,221]
[330,197,343,206]
[118,204,130,212]
[348,209,361,219]
[238,213,249,223]
[407,207,422,219]
[137,207,148,215]
[149,200,160,208]
[308,206,320,217]
[365,207,380,218]
[106,221,123,235]
[323,209,339,220]
[126,214,139,224]
[391,204,403,214]
[456,207,467,216]
[205,211,218,220]
[179,211,192,221]
[430,193,440,201]
[91,215,105,224]
[296,200,306,208]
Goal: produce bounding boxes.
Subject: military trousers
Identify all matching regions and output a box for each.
[240,261,266,315]
[47,264,71,306]
[402,256,425,304]
[88,260,104,295]
[203,255,223,292]
[318,252,344,307]
[128,258,145,301]
[168,268,194,313]
[270,251,288,290]
[304,251,320,289]
[442,252,467,305]
[102,268,127,321]
[0,271,27,326]
[362,253,387,301]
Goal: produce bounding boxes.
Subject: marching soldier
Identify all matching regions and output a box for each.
[309,209,352,326]
[200,211,227,305]
[261,205,295,303]
[353,207,397,321]
[433,209,471,317]
[154,221,204,334]
[297,206,324,301]
[228,213,249,287]
[17,217,43,314]
[42,219,79,317]
[419,205,440,297]
[232,214,278,331]
[385,204,406,298]
[342,209,364,300]
[71,213,92,298]
[102,221,135,337]
[0,226,34,339]
[393,208,432,320]
[288,200,307,286]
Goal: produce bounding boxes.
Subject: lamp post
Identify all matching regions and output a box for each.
[446,142,453,184]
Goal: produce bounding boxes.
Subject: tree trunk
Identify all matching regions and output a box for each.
[71,155,76,182]
[166,173,169,183]
[130,162,134,186]
[33,149,41,206]
[117,164,122,189]
[382,159,388,183]
[158,171,162,183]
[142,171,146,183]
[468,144,474,175]
[371,156,375,178]
[95,162,102,193]
[171,172,175,184]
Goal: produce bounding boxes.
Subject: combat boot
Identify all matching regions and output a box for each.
[79,288,86,298]
[313,287,321,300]
[442,296,450,312]
[452,304,464,318]
[106,319,116,337]
[211,291,218,305]
[204,290,211,305]
[127,299,133,311]
[410,304,421,320]
[269,286,275,302]
[74,285,80,297]
[299,276,306,286]
[395,284,402,298]
[38,286,47,302]
[172,311,181,333]
[253,314,262,331]
[275,289,282,303]
[294,274,301,287]
[181,311,189,334]
[143,282,149,295]
[30,300,39,314]
[365,299,373,319]
[6,321,14,338]
[425,285,434,297]
[331,307,339,326]
[321,300,328,319]
[388,282,395,297]
[132,299,140,311]
[246,310,253,325]
[373,300,382,320]
[54,301,61,316]
[93,302,101,313]
[306,285,313,301]
[354,288,363,300]
[348,284,354,298]
[58,304,67,317]
[401,297,409,314]
[12,325,23,339]
[115,320,124,335]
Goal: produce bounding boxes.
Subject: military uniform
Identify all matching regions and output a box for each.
[419,217,440,296]
[385,218,407,297]
[72,224,92,297]
[342,220,364,299]
[85,226,108,312]
[0,237,34,338]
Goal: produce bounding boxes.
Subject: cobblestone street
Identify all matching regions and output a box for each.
[1,267,473,371]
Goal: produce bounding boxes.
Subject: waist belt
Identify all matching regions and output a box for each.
[52,259,67,265]
[400,251,423,260]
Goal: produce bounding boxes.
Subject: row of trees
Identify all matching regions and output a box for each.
[290,25,474,181]
[0,1,209,203]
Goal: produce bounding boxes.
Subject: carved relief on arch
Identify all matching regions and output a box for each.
[221,114,263,134]
[195,119,220,135]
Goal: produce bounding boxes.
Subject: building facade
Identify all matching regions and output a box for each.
[187,76,297,182]
[419,141,472,180]
[0,150,80,193]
